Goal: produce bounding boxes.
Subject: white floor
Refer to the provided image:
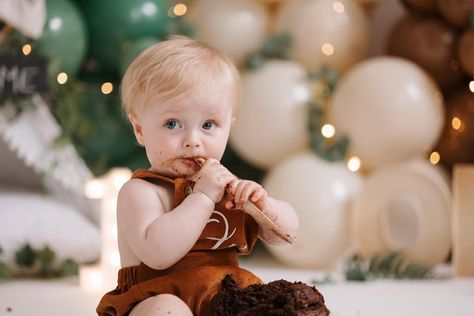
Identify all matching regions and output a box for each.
[1,250,474,316]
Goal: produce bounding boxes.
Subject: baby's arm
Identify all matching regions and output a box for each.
[118,159,234,269]
[228,180,299,245]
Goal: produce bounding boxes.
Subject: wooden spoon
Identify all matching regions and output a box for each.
[194,158,294,244]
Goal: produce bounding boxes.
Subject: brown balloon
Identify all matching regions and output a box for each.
[436,0,474,28]
[435,85,474,171]
[458,29,474,77]
[402,0,438,13]
[387,13,465,91]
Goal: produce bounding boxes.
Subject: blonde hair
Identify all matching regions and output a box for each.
[121,36,240,116]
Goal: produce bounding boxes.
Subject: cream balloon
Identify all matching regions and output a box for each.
[351,158,451,267]
[329,57,444,170]
[186,0,268,64]
[274,0,369,73]
[230,60,311,169]
[263,153,363,269]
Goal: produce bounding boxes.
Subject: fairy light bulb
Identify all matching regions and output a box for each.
[173,3,187,16]
[452,117,462,130]
[333,1,345,14]
[57,72,68,85]
[322,43,334,56]
[321,124,336,138]
[101,82,113,94]
[429,151,440,165]
[84,179,106,199]
[469,81,474,93]
[22,44,32,56]
[347,156,361,172]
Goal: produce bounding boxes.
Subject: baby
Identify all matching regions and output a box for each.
[97,37,299,316]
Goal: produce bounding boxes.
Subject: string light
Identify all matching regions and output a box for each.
[57,72,68,84]
[321,123,336,138]
[101,82,113,94]
[22,44,32,56]
[469,81,474,93]
[84,179,106,199]
[173,3,187,16]
[333,1,345,14]
[321,43,334,56]
[347,156,361,172]
[429,151,440,165]
[452,117,462,130]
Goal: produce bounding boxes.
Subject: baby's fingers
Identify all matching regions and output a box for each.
[251,187,266,202]
[237,182,257,204]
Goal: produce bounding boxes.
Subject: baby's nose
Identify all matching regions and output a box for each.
[184,142,200,148]
[183,133,201,148]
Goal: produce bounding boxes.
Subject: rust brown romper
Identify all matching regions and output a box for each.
[96,169,263,316]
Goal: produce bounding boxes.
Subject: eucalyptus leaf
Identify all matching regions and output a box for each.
[15,244,36,268]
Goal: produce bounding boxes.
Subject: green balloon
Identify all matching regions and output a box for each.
[83,0,170,73]
[77,85,137,171]
[119,37,160,75]
[35,0,88,76]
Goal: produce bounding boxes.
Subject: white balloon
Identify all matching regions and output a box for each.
[274,0,369,73]
[329,57,444,170]
[351,158,451,267]
[263,153,363,269]
[186,0,268,64]
[230,60,311,169]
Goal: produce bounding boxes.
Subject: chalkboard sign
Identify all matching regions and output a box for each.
[0,57,48,95]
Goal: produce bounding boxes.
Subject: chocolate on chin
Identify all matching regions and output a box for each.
[212,275,330,316]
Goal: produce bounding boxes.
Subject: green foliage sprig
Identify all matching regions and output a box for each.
[0,243,79,280]
[345,252,434,281]
[307,66,349,162]
[244,33,292,70]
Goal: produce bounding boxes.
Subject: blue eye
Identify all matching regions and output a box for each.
[202,121,215,130]
[164,120,181,129]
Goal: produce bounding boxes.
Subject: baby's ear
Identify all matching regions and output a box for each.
[128,113,145,146]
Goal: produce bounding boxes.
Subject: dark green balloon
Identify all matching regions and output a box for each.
[83,0,170,73]
[119,37,161,76]
[35,0,88,76]
[76,84,138,173]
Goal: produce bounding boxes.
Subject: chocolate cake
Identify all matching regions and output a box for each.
[212,275,330,316]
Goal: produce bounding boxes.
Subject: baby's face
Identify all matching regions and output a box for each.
[133,81,235,178]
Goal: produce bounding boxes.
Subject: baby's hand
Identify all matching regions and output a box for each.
[227,179,269,211]
[192,158,236,203]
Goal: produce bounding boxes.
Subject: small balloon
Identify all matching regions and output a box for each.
[83,0,170,73]
[387,13,465,91]
[230,60,311,169]
[186,0,268,64]
[351,159,451,267]
[35,0,88,76]
[329,57,445,170]
[275,0,369,73]
[458,29,474,78]
[263,153,363,269]
[436,0,474,28]
[435,85,474,171]
[119,37,161,76]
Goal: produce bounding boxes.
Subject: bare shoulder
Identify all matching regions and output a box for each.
[117,179,171,218]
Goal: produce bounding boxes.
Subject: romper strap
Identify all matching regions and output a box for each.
[131,169,193,207]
